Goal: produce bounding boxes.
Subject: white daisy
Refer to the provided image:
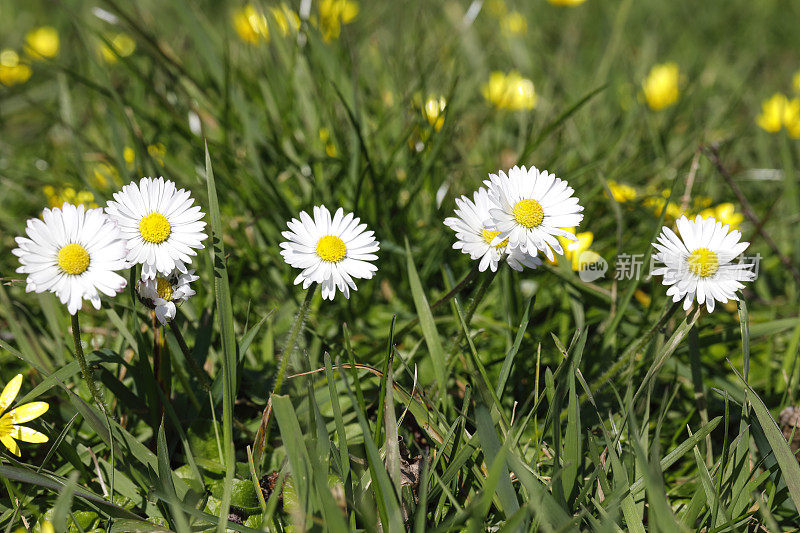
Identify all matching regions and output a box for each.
[12,203,128,315]
[136,269,198,324]
[651,215,756,312]
[105,177,207,279]
[484,165,584,262]
[444,187,542,272]
[280,205,379,300]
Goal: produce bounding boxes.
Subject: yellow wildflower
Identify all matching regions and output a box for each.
[482,70,537,111]
[0,374,49,456]
[756,93,787,133]
[147,143,166,166]
[643,196,684,220]
[0,50,32,87]
[90,161,121,190]
[123,146,136,169]
[25,27,59,59]
[500,11,527,35]
[43,186,98,209]
[633,289,652,307]
[642,63,680,111]
[319,0,359,42]
[422,95,446,132]
[548,0,588,5]
[606,181,637,203]
[98,33,136,63]
[270,4,301,36]
[548,228,596,271]
[319,128,337,157]
[233,5,270,45]
[698,203,744,230]
[784,97,800,139]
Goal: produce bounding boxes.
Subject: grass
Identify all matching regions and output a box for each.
[2,0,800,530]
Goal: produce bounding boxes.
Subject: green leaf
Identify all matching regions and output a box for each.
[405,238,446,394]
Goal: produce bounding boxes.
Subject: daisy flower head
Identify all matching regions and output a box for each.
[444,187,542,272]
[280,205,379,300]
[106,177,207,280]
[651,215,756,312]
[484,165,584,262]
[136,269,199,325]
[13,203,128,315]
[0,374,49,456]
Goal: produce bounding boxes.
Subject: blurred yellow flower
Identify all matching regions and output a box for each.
[500,11,527,35]
[756,93,786,133]
[642,63,679,111]
[633,289,652,307]
[43,186,98,209]
[548,228,596,271]
[483,70,537,111]
[319,0,359,42]
[90,162,121,190]
[643,196,683,220]
[698,203,744,229]
[233,5,270,45]
[0,49,32,87]
[147,143,167,166]
[98,33,136,63]
[548,0,588,5]
[0,374,49,456]
[422,95,446,132]
[270,4,301,36]
[25,27,59,59]
[756,93,800,138]
[319,128,337,157]
[784,97,800,139]
[606,180,636,203]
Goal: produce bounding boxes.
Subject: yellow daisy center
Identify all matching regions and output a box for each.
[512,198,544,228]
[57,243,90,275]
[688,247,719,278]
[156,276,173,301]
[482,228,509,249]
[316,235,347,263]
[139,213,171,244]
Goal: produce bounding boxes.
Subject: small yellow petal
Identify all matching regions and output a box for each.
[11,425,48,443]
[0,374,22,415]
[1,435,20,456]
[6,401,49,424]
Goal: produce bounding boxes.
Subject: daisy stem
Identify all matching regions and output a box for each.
[253,284,316,463]
[168,320,212,391]
[71,313,107,413]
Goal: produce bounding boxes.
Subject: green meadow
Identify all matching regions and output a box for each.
[2,0,800,530]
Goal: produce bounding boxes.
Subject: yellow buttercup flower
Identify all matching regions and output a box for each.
[643,63,679,111]
[270,4,301,36]
[500,11,527,35]
[606,181,637,203]
[643,196,684,220]
[0,374,49,456]
[147,142,167,166]
[90,161,121,190]
[422,95,446,132]
[319,0,359,42]
[784,97,800,139]
[319,128,337,157]
[43,186,98,209]
[482,70,537,111]
[233,5,270,45]
[548,227,595,271]
[698,203,744,230]
[25,27,59,59]
[548,0,588,5]
[756,93,787,133]
[0,49,32,87]
[98,33,136,63]
[633,289,652,307]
